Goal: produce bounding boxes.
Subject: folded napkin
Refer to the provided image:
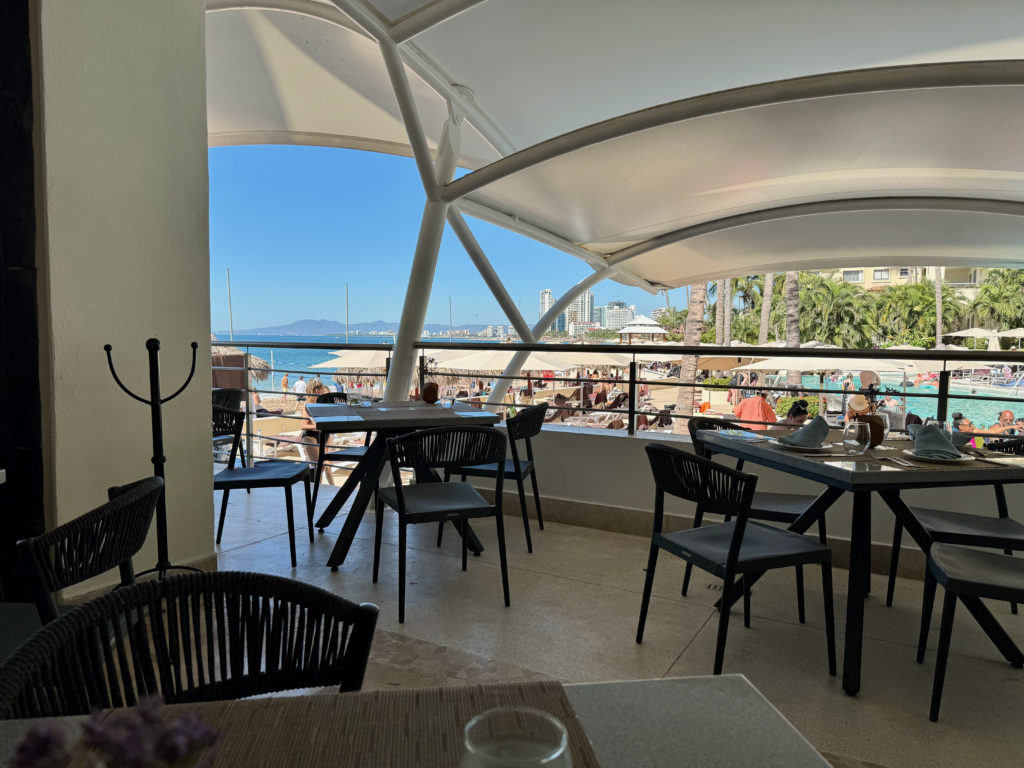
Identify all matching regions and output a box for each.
[908,423,971,446]
[777,415,830,448]
[913,425,962,459]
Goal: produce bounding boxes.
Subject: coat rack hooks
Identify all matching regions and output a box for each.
[105,338,201,579]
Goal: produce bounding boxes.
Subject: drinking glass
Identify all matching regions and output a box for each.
[876,412,891,442]
[842,422,871,455]
[359,387,373,407]
[926,419,953,439]
[460,708,571,768]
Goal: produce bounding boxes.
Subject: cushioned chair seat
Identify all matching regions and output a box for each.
[214,462,309,490]
[455,459,534,478]
[912,507,1024,550]
[930,543,1024,602]
[325,444,370,460]
[658,521,830,578]
[377,483,491,520]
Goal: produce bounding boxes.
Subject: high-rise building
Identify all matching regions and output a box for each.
[539,289,555,320]
[593,305,608,328]
[651,307,668,321]
[606,304,636,331]
[495,324,506,337]
[564,289,593,324]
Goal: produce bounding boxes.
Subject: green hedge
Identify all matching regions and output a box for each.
[702,377,732,389]
[774,396,820,418]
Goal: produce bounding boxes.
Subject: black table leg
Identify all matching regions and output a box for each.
[843,491,871,696]
[315,434,380,531]
[960,595,1024,667]
[310,430,328,510]
[719,485,844,608]
[326,440,390,569]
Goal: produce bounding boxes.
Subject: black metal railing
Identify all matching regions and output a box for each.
[212,340,1024,464]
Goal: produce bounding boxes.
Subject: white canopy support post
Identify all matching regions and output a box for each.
[390,0,491,43]
[483,268,613,411]
[327,0,388,41]
[447,205,536,343]
[383,84,463,401]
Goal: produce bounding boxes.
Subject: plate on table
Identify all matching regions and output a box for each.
[718,429,765,441]
[902,449,975,465]
[774,442,834,453]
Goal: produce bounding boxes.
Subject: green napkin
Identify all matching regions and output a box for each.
[913,425,961,459]
[777,415,830,448]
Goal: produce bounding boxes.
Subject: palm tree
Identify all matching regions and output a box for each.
[723,279,732,346]
[798,275,877,348]
[758,272,774,344]
[875,279,968,345]
[934,267,943,346]
[714,279,725,345]
[971,269,1024,330]
[784,272,800,387]
[675,281,708,429]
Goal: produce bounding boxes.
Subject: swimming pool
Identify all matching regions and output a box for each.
[799,375,1024,427]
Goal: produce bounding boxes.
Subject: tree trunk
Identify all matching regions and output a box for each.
[785,271,801,388]
[723,279,732,346]
[759,272,774,345]
[934,266,943,346]
[715,279,725,345]
[674,282,708,431]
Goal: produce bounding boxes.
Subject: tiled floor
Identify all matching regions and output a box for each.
[215,483,1024,768]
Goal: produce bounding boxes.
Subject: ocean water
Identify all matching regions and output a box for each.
[218,335,1024,426]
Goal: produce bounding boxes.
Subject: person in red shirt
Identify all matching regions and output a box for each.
[733,392,777,425]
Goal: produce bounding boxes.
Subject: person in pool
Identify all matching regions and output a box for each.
[952,415,1017,438]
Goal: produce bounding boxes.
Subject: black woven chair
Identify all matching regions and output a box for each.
[687,417,826,622]
[17,477,165,625]
[214,406,312,568]
[213,388,248,469]
[0,571,378,719]
[636,443,836,676]
[375,426,509,623]
[444,403,548,553]
[886,436,1024,613]
[917,544,1024,721]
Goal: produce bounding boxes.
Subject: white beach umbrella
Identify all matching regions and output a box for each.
[733,356,912,373]
[946,328,999,338]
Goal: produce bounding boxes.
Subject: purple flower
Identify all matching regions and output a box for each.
[11,722,70,768]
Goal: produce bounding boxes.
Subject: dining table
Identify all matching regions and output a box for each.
[699,429,1024,696]
[306,400,500,569]
[0,676,829,767]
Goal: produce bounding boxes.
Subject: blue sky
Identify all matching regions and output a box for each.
[209,146,681,331]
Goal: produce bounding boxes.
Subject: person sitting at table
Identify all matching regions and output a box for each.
[845,394,875,422]
[777,399,810,426]
[733,391,777,425]
[298,382,335,485]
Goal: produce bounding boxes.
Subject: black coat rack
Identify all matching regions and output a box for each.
[105,338,199,578]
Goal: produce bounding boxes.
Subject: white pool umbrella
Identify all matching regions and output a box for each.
[733,356,912,373]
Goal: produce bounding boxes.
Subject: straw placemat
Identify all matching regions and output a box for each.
[74,681,601,768]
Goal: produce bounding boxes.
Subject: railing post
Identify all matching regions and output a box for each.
[418,354,426,398]
[628,361,637,436]
[937,369,951,422]
[244,349,254,466]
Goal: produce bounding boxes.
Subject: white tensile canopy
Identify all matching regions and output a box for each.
[204,1,1024,404]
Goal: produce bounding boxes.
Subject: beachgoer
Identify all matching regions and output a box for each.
[778,399,810,426]
[841,373,855,415]
[299,397,334,485]
[998,410,1018,435]
[881,395,899,410]
[281,373,290,397]
[953,416,1017,437]
[293,375,307,402]
[846,393,875,422]
[733,391,777,425]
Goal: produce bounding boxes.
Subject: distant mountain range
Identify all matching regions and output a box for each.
[219,319,491,336]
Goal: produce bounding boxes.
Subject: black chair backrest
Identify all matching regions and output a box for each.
[646,442,757,521]
[686,416,743,458]
[0,571,378,719]
[507,403,547,465]
[213,405,245,468]
[17,477,164,624]
[212,389,245,437]
[316,392,348,404]
[387,426,506,471]
[989,437,1024,455]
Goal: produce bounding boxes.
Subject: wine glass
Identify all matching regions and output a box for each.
[926,419,953,440]
[460,708,572,768]
[842,422,871,455]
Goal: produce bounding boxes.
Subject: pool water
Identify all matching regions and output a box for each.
[800,375,1024,427]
